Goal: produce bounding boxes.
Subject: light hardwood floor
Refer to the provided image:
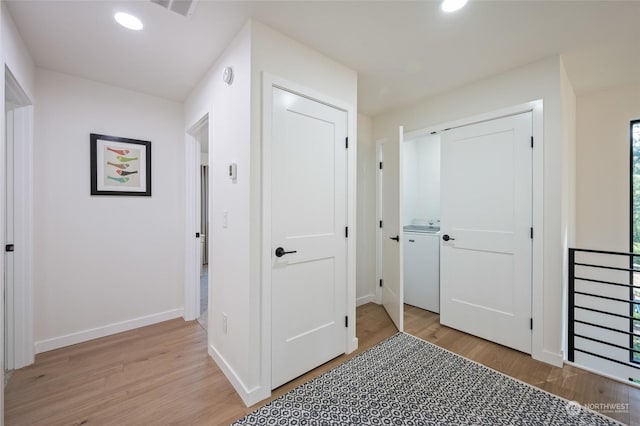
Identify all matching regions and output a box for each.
[5,303,638,425]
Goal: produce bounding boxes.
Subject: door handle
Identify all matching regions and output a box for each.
[442,234,455,242]
[389,235,399,242]
[275,247,297,257]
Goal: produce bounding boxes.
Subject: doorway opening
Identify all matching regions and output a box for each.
[378,101,544,361]
[185,114,210,329]
[401,134,441,318]
[199,162,209,330]
[4,66,34,381]
[399,114,533,354]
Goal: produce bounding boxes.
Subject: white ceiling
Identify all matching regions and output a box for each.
[6,1,640,116]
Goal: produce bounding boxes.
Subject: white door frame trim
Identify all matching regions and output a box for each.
[375,139,386,305]
[4,67,34,369]
[397,100,548,364]
[260,73,357,403]
[184,114,209,321]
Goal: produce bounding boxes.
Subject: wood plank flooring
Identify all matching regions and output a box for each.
[5,303,638,425]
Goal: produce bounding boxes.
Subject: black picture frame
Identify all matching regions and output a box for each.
[90,133,152,196]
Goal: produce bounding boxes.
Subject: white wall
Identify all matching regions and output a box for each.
[561,61,576,252]
[2,5,36,418]
[573,81,640,383]
[33,69,185,351]
[373,56,572,365]
[184,21,252,401]
[250,21,357,404]
[185,19,358,406]
[402,140,418,225]
[2,2,34,102]
[403,135,440,226]
[576,82,640,251]
[416,136,441,224]
[559,60,577,363]
[356,113,376,305]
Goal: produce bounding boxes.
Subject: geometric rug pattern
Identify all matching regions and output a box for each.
[233,333,620,425]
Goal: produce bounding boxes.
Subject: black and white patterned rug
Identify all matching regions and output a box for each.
[233,333,620,425]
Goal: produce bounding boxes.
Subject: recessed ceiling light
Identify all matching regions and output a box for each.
[114,12,143,31]
[441,0,468,13]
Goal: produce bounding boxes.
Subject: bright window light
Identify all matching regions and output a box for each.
[114,12,143,31]
[442,0,468,13]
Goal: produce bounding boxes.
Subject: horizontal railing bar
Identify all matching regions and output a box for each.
[575,305,636,320]
[574,262,640,273]
[575,276,638,289]
[574,348,640,370]
[574,291,638,305]
[575,333,640,355]
[575,319,640,337]
[571,248,640,257]
[569,248,640,376]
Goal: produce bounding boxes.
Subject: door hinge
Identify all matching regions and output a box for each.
[345,226,349,238]
[5,244,14,252]
[531,136,534,148]
[346,137,349,149]
[530,227,533,239]
[379,220,383,228]
[530,318,533,330]
[345,316,349,328]
[195,232,200,238]
[379,278,383,287]
[379,161,383,170]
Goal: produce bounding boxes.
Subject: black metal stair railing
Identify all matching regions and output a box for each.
[568,248,640,376]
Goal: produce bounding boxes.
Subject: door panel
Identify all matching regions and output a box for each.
[5,107,15,371]
[440,112,532,354]
[271,87,347,389]
[381,131,403,331]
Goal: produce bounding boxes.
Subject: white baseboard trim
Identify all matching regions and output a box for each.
[208,343,269,407]
[564,360,640,389]
[34,308,184,354]
[533,349,563,367]
[356,294,376,307]
[348,337,359,354]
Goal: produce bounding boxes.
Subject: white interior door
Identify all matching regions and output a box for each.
[380,129,403,331]
[5,106,15,371]
[440,112,532,354]
[271,87,347,389]
[3,70,34,371]
[184,133,203,322]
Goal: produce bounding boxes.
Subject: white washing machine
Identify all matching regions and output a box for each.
[403,228,440,313]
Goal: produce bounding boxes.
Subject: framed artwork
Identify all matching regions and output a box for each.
[90,133,151,196]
